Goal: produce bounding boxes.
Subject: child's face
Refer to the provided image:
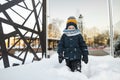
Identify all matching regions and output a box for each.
[67,25,75,30]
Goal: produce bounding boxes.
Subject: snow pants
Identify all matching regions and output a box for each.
[65,59,81,72]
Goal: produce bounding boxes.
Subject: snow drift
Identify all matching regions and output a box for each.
[0,53,120,80]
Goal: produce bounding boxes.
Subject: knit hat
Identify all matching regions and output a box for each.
[66,16,78,29]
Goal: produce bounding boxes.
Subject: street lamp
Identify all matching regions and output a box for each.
[108,0,114,56]
[78,14,83,34]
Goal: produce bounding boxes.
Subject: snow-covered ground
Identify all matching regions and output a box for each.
[0,52,120,80]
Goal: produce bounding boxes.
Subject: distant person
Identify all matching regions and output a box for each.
[57,16,89,72]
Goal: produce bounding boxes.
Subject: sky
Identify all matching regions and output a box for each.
[48,0,120,31]
[0,0,119,33]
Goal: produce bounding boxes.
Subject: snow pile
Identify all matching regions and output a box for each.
[0,53,120,80]
[86,56,120,80]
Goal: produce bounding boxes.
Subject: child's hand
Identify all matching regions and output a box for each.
[82,56,88,64]
[58,54,64,63]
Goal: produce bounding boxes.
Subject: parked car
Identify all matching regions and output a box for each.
[114,36,120,57]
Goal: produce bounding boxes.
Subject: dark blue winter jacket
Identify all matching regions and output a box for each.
[57,33,89,60]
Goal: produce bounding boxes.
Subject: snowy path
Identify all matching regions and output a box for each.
[89,49,109,56]
[0,53,120,80]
